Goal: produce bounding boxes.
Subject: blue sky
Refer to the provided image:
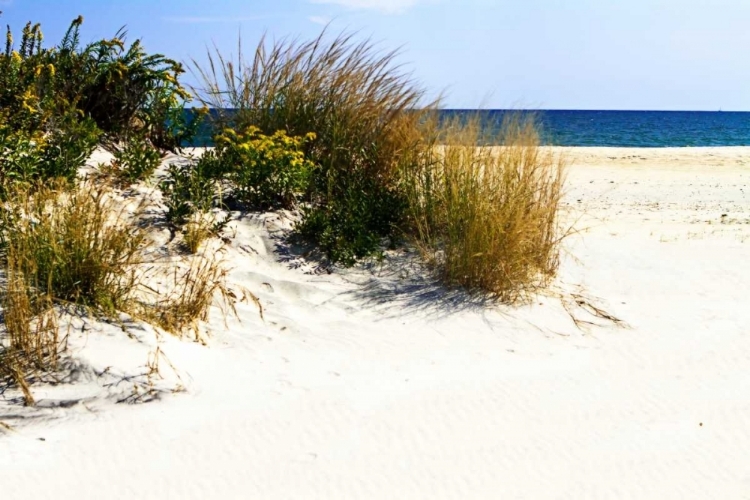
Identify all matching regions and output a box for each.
[2,0,749,110]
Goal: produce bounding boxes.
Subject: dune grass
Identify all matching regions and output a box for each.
[189,28,567,295]
[191,29,434,263]
[137,253,237,338]
[0,268,58,405]
[0,180,147,313]
[404,114,567,301]
[0,179,237,401]
[0,180,143,400]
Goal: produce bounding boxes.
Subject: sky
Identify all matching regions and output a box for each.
[1,0,750,110]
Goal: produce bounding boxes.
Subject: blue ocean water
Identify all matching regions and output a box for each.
[187,110,750,148]
[444,110,750,147]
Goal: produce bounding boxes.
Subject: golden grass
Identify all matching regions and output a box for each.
[183,215,213,254]
[405,114,567,301]
[0,179,147,312]
[0,179,240,401]
[137,253,237,339]
[0,270,58,405]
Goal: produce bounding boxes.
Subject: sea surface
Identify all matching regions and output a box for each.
[187,110,750,148]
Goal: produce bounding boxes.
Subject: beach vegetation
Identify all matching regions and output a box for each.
[214,127,315,210]
[106,134,164,185]
[191,30,432,264]
[1,17,570,403]
[0,14,197,151]
[0,179,236,399]
[403,113,567,301]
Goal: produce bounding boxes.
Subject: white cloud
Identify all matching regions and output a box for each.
[309,0,421,15]
[309,15,333,25]
[163,15,267,24]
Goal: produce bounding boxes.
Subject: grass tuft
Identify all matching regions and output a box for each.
[0,180,147,313]
[138,253,237,338]
[1,179,239,400]
[405,113,568,301]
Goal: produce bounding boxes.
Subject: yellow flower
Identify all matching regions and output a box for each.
[11,51,21,64]
[47,63,56,76]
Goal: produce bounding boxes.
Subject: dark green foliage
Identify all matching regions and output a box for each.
[0,14,193,151]
[40,116,101,181]
[160,161,220,227]
[51,18,193,147]
[109,135,163,184]
[296,177,406,265]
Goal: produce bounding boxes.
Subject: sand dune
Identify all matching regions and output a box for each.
[2,147,750,499]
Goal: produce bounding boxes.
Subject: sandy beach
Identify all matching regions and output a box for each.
[2,146,750,499]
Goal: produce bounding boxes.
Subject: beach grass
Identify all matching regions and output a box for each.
[0,179,147,313]
[191,29,434,264]
[405,114,567,301]
[0,178,237,396]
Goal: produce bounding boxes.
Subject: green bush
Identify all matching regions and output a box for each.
[0,15,195,149]
[214,127,314,210]
[109,135,163,184]
[0,114,100,196]
[51,17,193,147]
[296,176,406,265]
[160,160,220,227]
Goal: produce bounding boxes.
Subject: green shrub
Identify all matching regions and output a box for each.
[108,135,163,184]
[0,15,194,149]
[160,160,221,227]
[214,127,314,210]
[191,30,433,263]
[52,17,192,147]
[296,176,406,265]
[0,113,100,196]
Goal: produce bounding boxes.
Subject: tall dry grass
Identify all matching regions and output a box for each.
[0,269,58,405]
[191,29,434,263]
[405,114,567,301]
[0,180,147,313]
[0,180,237,400]
[137,253,237,338]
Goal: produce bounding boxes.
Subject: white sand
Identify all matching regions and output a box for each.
[2,147,750,499]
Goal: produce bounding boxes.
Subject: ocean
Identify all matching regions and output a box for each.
[187,110,750,148]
